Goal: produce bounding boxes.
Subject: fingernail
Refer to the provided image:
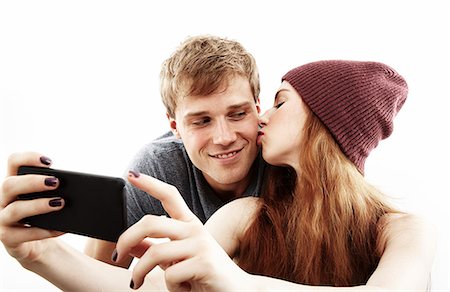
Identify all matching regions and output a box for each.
[40,156,52,166]
[129,279,135,289]
[111,249,118,262]
[128,170,140,178]
[44,177,58,187]
[49,198,63,207]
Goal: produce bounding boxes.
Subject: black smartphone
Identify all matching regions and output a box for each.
[17,166,127,242]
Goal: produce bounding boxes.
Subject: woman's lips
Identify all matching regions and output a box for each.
[257,130,264,146]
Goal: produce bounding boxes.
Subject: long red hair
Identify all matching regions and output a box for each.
[237,109,398,286]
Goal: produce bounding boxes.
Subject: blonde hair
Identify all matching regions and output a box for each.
[238,107,399,286]
[160,35,260,118]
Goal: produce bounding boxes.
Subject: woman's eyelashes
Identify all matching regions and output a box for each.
[274,101,285,109]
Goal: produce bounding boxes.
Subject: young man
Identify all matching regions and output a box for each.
[0,35,266,289]
[84,35,265,268]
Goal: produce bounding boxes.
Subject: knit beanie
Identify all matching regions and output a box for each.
[282,60,408,174]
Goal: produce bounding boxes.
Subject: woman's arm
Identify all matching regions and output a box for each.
[0,152,164,291]
[116,173,436,291]
[207,200,436,291]
[365,213,436,290]
[205,196,261,257]
[256,214,436,291]
[22,239,134,291]
[84,238,134,268]
[21,238,168,291]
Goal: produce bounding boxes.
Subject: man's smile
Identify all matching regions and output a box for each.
[210,148,243,160]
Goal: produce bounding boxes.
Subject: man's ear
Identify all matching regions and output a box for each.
[166,113,181,139]
[256,97,261,114]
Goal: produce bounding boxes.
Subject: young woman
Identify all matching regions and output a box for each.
[117,60,436,291]
[0,61,434,291]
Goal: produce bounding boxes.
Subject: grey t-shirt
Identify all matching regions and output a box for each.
[125,132,266,226]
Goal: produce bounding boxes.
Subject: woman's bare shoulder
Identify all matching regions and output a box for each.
[221,196,261,215]
[206,197,261,230]
[205,197,262,255]
[368,213,436,289]
[381,213,436,236]
[377,212,436,256]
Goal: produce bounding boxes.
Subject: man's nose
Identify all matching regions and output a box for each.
[258,109,270,128]
[212,120,237,146]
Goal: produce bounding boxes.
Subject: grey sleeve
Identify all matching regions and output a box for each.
[125,145,165,227]
[124,135,194,227]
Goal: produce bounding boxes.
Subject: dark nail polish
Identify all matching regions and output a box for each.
[44,177,58,187]
[111,249,118,262]
[129,279,135,289]
[128,170,140,178]
[40,156,52,166]
[49,198,62,207]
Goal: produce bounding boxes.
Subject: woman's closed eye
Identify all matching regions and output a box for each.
[274,101,285,109]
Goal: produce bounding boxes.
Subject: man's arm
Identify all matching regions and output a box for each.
[85,238,133,268]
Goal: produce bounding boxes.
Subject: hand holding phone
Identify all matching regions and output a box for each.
[17,166,127,242]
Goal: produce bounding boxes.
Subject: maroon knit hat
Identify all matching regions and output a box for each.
[282,60,408,174]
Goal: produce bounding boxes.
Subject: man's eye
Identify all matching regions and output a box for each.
[230,111,247,120]
[192,118,211,126]
[274,102,285,109]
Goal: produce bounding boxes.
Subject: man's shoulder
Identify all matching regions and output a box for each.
[145,131,184,153]
[136,132,187,160]
[128,131,189,172]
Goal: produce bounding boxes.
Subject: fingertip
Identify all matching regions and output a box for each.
[111,249,118,262]
[130,277,145,290]
[49,198,64,208]
[129,278,136,290]
[114,235,128,263]
[39,156,52,166]
[44,177,59,188]
[128,170,141,179]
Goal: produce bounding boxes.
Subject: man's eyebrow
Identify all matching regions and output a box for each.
[183,101,254,121]
[227,101,253,110]
[185,101,253,117]
[184,111,209,119]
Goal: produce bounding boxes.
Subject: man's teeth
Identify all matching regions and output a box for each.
[215,151,237,159]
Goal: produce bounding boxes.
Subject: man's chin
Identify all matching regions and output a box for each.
[215,170,250,185]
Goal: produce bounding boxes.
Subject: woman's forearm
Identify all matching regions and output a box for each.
[250,275,386,292]
[22,239,133,291]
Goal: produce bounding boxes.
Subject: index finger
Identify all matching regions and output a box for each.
[6,152,52,176]
[127,171,197,222]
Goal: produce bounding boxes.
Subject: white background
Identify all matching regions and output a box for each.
[0,1,448,291]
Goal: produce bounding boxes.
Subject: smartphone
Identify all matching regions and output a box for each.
[17,166,127,242]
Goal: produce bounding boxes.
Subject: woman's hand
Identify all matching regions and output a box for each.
[116,171,251,291]
[0,152,65,265]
